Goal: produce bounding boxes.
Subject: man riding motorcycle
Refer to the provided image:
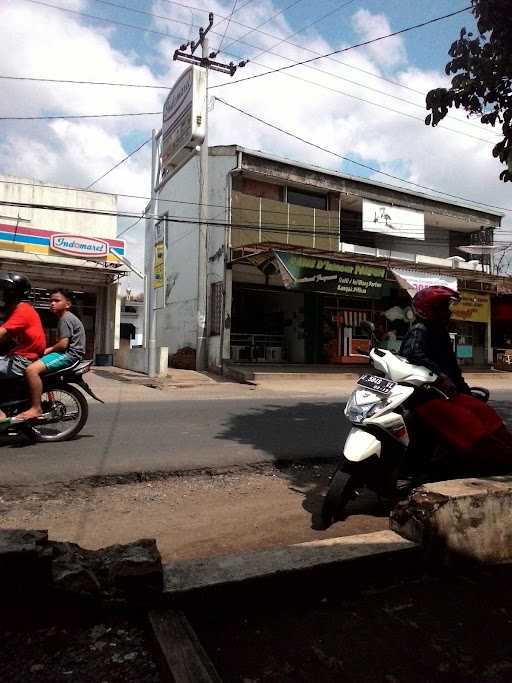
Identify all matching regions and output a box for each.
[400,286,512,467]
[0,272,46,422]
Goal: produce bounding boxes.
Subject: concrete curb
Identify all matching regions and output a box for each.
[163,530,418,598]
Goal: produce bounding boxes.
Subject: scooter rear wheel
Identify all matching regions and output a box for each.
[320,468,358,528]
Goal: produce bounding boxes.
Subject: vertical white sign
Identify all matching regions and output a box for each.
[162,66,206,172]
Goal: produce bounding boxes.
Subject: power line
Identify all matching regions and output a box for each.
[86,137,151,189]
[0,81,497,146]
[155,0,480,128]
[214,97,511,215]
[251,0,357,62]
[221,0,307,54]
[2,198,512,244]
[121,0,494,138]
[117,215,144,238]
[0,112,160,121]
[0,76,497,147]
[2,169,511,220]
[16,0,492,141]
[209,6,472,89]
[215,0,239,56]
[211,0,252,31]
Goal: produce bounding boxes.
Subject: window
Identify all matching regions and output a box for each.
[210,281,223,336]
[287,188,327,210]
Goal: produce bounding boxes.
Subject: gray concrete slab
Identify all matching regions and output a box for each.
[163,530,417,595]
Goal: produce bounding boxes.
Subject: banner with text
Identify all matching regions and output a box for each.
[391,268,458,297]
[274,250,386,298]
[451,291,490,323]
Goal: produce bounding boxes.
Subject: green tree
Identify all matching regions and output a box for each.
[425,0,512,181]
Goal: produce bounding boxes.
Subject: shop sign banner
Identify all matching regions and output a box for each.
[274,250,386,298]
[391,268,457,297]
[50,234,109,258]
[162,66,206,172]
[451,291,490,323]
[362,200,425,241]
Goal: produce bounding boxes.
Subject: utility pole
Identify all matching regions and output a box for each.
[148,128,159,377]
[174,13,247,371]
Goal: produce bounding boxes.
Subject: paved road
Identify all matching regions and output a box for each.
[0,374,353,485]
[2,372,511,487]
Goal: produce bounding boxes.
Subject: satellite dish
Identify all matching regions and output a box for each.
[458,244,501,254]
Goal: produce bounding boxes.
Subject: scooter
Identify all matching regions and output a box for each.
[320,321,489,528]
[0,359,103,443]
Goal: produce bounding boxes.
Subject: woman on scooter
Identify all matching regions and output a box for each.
[400,286,512,467]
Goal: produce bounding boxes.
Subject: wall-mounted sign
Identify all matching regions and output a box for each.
[391,268,457,297]
[152,241,165,289]
[274,250,386,298]
[162,66,206,173]
[0,222,124,263]
[50,234,109,258]
[363,200,425,241]
[451,291,490,323]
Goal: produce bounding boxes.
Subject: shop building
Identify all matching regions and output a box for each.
[0,175,127,362]
[146,145,507,372]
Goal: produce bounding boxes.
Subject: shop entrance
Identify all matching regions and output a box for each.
[449,320,486,366]
[230,284,305,363]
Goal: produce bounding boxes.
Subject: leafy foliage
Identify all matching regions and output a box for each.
[425,0,512,181]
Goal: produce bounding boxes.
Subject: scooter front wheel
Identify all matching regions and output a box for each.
[320,467,358,529]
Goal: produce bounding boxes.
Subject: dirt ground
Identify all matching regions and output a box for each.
[0,464,387,562]
[0,606,160,683]
[190,566,512,683]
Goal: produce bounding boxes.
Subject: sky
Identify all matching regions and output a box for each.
[0,0,510,292]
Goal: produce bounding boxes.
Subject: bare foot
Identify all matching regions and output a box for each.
[15,408,43,421]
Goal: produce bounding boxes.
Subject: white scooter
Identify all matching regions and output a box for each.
[320,322,489,528]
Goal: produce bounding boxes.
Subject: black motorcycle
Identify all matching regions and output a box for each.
[0,359,102,442]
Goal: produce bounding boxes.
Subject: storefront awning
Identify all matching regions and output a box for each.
[230,242,512,296]
[391,268,458,297]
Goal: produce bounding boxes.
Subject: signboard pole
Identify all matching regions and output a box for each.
[173,12,246,371]
[196,34,209,371]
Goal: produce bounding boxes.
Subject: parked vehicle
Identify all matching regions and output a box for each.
[320,322,489,528]
[0,359,102,442]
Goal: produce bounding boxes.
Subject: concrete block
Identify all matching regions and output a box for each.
[164,530,416,596]
[391,477,512,564]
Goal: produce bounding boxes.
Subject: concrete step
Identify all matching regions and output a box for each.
[163,530,417,597]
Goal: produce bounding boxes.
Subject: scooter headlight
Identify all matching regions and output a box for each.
[346,402,380,424]
[345,390,389,424]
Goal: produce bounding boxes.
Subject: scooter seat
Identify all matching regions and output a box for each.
[44,359,92,377]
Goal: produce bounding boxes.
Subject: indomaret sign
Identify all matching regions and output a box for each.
[162,66,206,172]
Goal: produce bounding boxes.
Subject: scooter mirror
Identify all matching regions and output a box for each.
[360,320,375,335]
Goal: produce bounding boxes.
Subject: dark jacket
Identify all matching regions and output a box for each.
[399,322,470,393]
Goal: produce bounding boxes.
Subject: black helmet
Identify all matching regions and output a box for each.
[0,272,32,298]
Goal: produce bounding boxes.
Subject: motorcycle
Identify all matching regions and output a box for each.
[320,321,489,528]
[0,359,103,442]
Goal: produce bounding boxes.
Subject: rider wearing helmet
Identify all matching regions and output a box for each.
[400,285,512,467]
[0,272,45,419]
[399,286,469,396]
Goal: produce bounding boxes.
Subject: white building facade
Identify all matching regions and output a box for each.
[146,145,505,372]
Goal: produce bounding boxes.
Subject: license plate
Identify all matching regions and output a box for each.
[357,374,396,395]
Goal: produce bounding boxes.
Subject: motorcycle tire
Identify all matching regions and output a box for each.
[24,385,88,443]
[320,467,358,528]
